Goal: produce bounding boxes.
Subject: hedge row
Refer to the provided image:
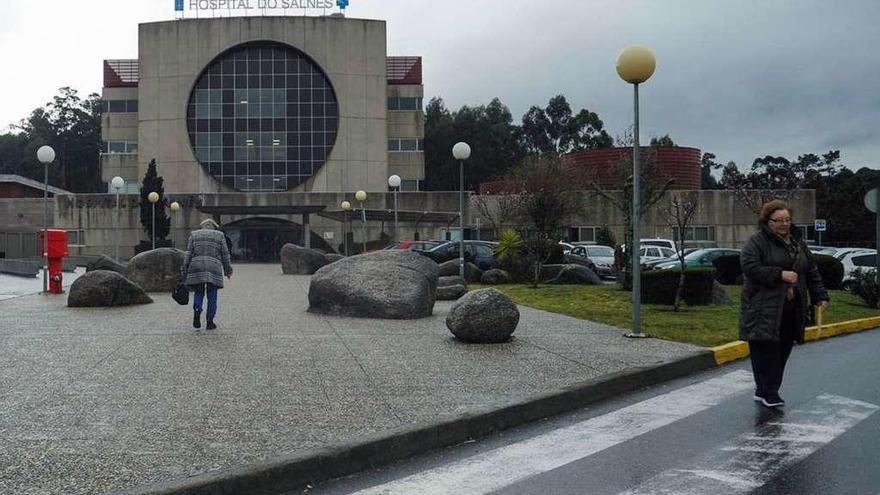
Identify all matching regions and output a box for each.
[711,253,844,290]
[641,268,715,305]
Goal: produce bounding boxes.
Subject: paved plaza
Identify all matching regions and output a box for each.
[0,264,704,494]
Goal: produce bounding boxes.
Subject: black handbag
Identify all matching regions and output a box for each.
[172,283,189,305]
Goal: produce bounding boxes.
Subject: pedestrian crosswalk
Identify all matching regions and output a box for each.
[341,371,878,495]
[620,394,878,495]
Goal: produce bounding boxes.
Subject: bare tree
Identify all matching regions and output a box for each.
[473,192,521,240]
[590,146,673,290]
[661,193,699,311]
[506,155,585,287]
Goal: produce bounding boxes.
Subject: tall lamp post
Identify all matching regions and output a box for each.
[36,145,55,294]
[355,190,367,254]
[148,192,159,250]
[388,174,401,243]
[111,176,125,262]
[616,45,656,339]
[341,200,352,256]
[452,142,471,279]
[169,201,180,248]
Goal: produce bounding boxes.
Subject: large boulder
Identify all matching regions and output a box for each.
[308,250,439,319]
[437,284,468,301]
[438,275,467,288]
[481,269,512,285]
[446,289,520,343]
[86,255,127,275]
[125,248,186,292]
[325,253,345,264]
[547,264,602,285]
[438,259,483,282]
[68,270,153,307]
[281,244,329,275]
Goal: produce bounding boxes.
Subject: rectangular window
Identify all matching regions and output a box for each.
[672,226,716,242]
[577,226,597,243]
[401,179,420,191]
[67,230,85,246]
[104,99,138,113]
[388,138,424,152]
[387,97,423,111]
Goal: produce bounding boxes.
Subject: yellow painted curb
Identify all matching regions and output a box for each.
[710,315,880,365]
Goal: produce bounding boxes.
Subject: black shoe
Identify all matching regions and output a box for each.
[193,310,202,329]
[754,394,784,407]
[206,319,217,330]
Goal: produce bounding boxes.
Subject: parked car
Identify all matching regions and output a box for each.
[419,240,499,271]
[833,247,873,260]
[567,244,616,278]
[559,241,575,254]
[640,238,677,251]
[840,250,877,290]
[809,246,838,256]
[639,246,677,264]
[655,248,741,270]
[383,240,444,252]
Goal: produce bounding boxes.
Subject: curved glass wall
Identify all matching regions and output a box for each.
[186,41,339,191]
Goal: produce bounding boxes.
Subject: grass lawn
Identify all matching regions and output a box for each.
[475,283,880,347]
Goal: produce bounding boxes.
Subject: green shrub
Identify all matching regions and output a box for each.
[712,254,742,285]
[812,253,844,290]
[595,226,617,249]
[494,229,529,281]
[850,268,879,308]
[641,268,716,305]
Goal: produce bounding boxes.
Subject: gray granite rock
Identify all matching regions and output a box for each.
[125,248,186,292]
[438,259,483,282]
[437,284,468,300]
[438,275,467,288]
[325,253,345,264]
[281,244,329,275]
[68,270,153,307]
[85,255,127,275]
[308,250,439,319]
[481,269,512,284]
[547,264,602,285]
[446,288,520,343]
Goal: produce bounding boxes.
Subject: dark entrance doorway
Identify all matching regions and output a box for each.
[222,217,332,262]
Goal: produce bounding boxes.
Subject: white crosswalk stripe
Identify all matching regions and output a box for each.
[618,393,879,495]
[349,370,755,495]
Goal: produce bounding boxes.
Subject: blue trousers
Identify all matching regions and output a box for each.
[193,284,218,320]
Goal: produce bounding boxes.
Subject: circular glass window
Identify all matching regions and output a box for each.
[186,41,339,192]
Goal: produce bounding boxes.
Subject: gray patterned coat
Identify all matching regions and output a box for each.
[180,228,233,288]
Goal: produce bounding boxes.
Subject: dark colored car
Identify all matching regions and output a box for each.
[383,240,444,252]
[419,240,498,271]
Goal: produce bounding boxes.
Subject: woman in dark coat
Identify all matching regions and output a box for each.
[740,200,828,407]
[180,219,233,330]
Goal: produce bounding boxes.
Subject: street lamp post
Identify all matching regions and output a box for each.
[388,175,401,242]
[341,200,352,256]
[111,176,125,262]
[148,192,160,250]
[616,45,656,339]
[36,145,55,294]
[169,201,180,248]
[452,142,471,279]
[355,190,367,254]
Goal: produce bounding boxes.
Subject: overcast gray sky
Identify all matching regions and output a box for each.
[1,0,878,170]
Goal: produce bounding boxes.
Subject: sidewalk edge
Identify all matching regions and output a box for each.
[111,350,716,495]
[709,316,880,365]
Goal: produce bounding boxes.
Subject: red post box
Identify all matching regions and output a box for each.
[42,229,68,294]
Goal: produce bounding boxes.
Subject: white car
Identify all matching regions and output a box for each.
[833,247,873,260]
[640,238,677,251]
[640,246,677,263]
[840,250,877,290]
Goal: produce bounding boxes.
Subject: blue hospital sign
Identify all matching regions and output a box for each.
[175,0,184,11]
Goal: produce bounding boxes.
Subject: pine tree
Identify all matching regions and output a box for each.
[139,159,171,243]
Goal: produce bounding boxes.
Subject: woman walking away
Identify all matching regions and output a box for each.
[180,219,233,330]
[740,200,828,408]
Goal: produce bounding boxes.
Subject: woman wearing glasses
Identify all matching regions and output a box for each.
[740,200,829,408]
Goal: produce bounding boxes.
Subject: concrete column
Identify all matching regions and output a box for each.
[303,213,311,249]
